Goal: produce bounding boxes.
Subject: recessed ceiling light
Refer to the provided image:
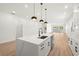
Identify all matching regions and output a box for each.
[24,4,28,8]
[11,11,16,15]
[74,9,78,13]
[26,16,28,17]
[65,5,68,9]
[75,25,78,29]
[64,12,66,15]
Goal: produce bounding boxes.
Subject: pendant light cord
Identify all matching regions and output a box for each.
[40,3,43,19]
[45,8,47,21]
[45,3,47,21]
[34,3,35,16]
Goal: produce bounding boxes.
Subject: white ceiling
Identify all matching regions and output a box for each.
[0,3,79,24]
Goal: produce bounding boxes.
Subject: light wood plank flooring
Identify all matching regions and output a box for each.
[0,33,73,56]
[0,41,16,56]
[49,33,73,56]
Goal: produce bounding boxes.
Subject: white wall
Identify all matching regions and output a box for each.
[15,16,26,39]
[0,12,39,43]
[0,12,18,43]
[65,17,73,36]
[23,20,39,37]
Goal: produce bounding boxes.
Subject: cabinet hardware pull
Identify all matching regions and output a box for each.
[48,42,50,46]
[41,47,44,50]
[75,46,78,52]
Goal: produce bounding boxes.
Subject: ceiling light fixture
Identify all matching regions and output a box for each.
[24,4,28,8]
[74,9,78,13]
[26,16,28,18]
[39,3,44,22]
[44,8,48,24]
[11,11,16,15]
[65,5,68,9]
[31,3,37,21]
[75,25,78,29]
[44,21,48,23]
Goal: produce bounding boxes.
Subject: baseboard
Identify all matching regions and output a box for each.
[0,39,16,44]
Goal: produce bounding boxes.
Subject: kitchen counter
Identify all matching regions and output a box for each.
[16,33,53,56]
[17,35,46,45]
[17,33,53,45]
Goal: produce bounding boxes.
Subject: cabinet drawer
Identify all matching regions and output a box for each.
[39,42,46,51]
[39,41,47,56]
[39,37,51,56]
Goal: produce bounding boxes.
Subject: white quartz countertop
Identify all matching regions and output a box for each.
[17,33,53,45]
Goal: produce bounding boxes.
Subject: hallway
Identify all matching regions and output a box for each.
[49,33,73,56]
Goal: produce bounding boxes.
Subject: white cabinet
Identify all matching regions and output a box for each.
[45,37,51,55]
[16,39,24,56]
[16,36,52,56]
[39,41,47,56]
[68,37,79,56]
[39,37,51,56]
[21,41,38,56]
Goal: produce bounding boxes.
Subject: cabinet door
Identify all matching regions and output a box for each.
[16,39,24,56]
[39,41,47,56]
[45,37,51,55]
[39,37,51,56]
[21,41,38,56]
[74,42,79,55]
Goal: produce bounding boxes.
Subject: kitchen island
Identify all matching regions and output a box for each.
[16,34,53,56]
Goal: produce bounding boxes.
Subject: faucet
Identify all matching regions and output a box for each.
[38,29,40,37]
[38,28,43,37]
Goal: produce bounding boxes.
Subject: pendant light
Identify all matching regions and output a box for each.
[39,3,44,22]
[44,8,48,23]
[44,7,48,34]
[31,3,37,21]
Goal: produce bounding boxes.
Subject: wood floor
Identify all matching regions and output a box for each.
[49,33,73,56]
[0,33,73,56]
[0,41,16,56]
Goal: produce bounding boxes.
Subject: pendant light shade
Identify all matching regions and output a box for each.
[39,19,44,22]
[31,3,37,21]
[44,21,48,23]
[31,16,37,19]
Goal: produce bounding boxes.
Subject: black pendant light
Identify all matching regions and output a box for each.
[44,21,48,23]
[39,3,44,22]
[39,19,44,22]
[31,16,37,19]
[44,8,48,23]
[31,3,37,20]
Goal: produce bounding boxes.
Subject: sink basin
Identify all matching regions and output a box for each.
[38,36,48,39]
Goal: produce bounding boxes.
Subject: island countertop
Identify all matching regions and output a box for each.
[17,33,53,45]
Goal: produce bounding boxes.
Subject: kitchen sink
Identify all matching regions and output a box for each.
[38,36,48,39]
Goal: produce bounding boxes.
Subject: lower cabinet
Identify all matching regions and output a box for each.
[74,42,79,55]
[39,37,51,56]
[16,37,51,56]
[16,39,25,56]
[69,39,79,56]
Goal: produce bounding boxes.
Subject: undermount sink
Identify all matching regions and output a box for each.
[38,36,48,39]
